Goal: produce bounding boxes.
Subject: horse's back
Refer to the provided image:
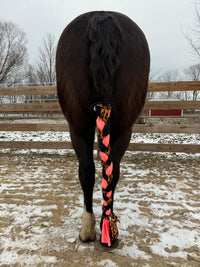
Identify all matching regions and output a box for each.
[56,11,150,130]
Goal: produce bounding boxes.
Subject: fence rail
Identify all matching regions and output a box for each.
[148,81,200,92]
[0,123,199,134]
[0,141,198,154]
[0,101,199,112]
[0,81,200,95]
[0,81,200,153]
[0,86,56,96]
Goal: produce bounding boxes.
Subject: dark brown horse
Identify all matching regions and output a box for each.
[56,11,150,247]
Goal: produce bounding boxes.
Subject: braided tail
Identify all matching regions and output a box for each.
[87,12,121,246]
[95,103,119,247]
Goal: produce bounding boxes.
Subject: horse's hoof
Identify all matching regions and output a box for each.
[79,210,96,242]
[79,229,96,242]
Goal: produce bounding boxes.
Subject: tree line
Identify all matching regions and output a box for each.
[0,4,200,101]
[0,21,56,87]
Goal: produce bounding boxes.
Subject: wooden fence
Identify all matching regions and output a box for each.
[0,81,200,153]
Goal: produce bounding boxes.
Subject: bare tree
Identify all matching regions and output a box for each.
[0,21,27,85]
[185,64,200,100]
[184,4,200,62]
[183,3,200,101]
[157,69,180,99]
[35,33,56,85]
[147,67,161,99]
[158,69,180,83]
[26,64,38,85]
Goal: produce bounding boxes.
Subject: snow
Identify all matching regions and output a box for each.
[151,228,198,258]
[98,259,118,267]
[0,153,199,264]
[0,119,199,265]
[0,119,199,150]
[0,131,199,145]
[0,250,57,265]
[116,243,151,260]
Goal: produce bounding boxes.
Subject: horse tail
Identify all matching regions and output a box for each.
[87,12,121,247]
[87,11,121,105]
[95,103,119,247]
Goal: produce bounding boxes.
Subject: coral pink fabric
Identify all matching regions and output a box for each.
[106,209,111,215]
[96,116,105,132]
[102,177,108,189]
[106,191,112,198]
[100,151,108,162]
[102,134,110,147]
[101,218,111,247]
[103,200,108,206]
[106,162,113,176]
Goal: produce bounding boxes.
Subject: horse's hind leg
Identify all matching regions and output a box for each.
[70,125,96,242]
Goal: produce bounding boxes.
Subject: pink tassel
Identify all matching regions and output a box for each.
[101,218,111,247]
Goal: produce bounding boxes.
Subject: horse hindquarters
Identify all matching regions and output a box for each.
[56,11,150,247]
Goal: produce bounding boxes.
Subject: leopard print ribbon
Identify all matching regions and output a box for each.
[95,103,119,246]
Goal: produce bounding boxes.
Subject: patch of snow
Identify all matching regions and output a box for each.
[0,250,57,265]
[151,228,199,259]
[67,237,76,243]
[98,259,118,267]
[116,243,151,260]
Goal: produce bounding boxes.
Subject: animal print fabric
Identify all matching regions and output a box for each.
[95,104,119,246]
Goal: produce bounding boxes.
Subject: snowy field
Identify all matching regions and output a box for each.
[0,119,200,266]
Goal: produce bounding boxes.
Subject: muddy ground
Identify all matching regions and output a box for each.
[0,150,199,266]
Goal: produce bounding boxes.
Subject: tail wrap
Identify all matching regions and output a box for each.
[95,103,119,247]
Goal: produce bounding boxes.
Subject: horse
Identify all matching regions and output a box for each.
[56,11,150,247]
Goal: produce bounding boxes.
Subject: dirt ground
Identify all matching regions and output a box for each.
[0,150,200,267]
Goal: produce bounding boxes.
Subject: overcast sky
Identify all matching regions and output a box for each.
[0,0,198,76]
